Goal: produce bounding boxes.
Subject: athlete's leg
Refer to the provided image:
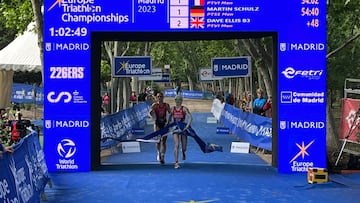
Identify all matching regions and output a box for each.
[161,134,168,154]
[181,134,187,160]
[173,133,180,168]
[154,125,161,161]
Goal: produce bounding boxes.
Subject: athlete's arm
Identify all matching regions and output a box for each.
[167,105,173,125]
[148,103,155,119]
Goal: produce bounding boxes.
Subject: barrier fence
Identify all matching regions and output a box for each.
[100,101,151,149]
[11,83,43,105]
[0,130,49,203]
[211,99,272,151]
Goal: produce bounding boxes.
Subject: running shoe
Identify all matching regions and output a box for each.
[174,162,180,169]
[160,154,165,164]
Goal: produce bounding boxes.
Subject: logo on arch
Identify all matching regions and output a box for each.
[57,139,76,158]
[47,91,72,103]
[47,90,88,104]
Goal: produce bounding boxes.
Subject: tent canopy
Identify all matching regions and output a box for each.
[0,22,41,72]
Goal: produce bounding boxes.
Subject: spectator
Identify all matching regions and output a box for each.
[253,88,267,116]
[240,91,252,112]
[102,92,110,114]
[225,91,235,105]
[130,91,137,106]
[263,96,272,118]
[175,80,182,96]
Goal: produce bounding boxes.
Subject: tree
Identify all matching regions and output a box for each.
[327,0,360,105]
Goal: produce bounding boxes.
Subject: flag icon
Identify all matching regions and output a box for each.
[190,17,204,29]
[194,0,205,6]
[190,6,204,17]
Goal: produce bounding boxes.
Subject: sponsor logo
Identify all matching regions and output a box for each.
[279,121,286,130]
[279,120,325,129]
[45,42,52,51]
[345,109,360,129]
[50,67,84,79]
[280,91,292,103]
[45,120,52,129]
[47,91,72,103]
[213,64,248,72]
[289,140,315,172]
[56,139,79,170]
[280,91,324,104]
[116,60,151,75]
[45,43,89,51]
[47,90,88,104]
[45,119,89,128]
[279,43,286,51]
[201,70,211,77]
[279,42,325,51]
[281,67,323,80]
[57,139,76,158]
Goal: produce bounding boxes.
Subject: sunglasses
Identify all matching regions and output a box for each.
[157,95,163,98]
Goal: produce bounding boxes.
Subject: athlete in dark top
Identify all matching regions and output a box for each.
[168,95,192,169]
[148,92,171,164]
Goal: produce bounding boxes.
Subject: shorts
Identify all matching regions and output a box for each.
[155,119,167,128]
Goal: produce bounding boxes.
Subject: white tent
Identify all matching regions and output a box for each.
[0,22,41,72]
[0,22,42,108]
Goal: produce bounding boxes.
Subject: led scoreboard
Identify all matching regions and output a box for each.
[44,0,326,173]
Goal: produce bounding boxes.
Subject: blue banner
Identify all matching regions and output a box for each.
[212,57,251,77]
[0,130,49,203]
[164,89,213,99]
[100,102,151,149]
[112,56,151,77]
[219,104,272,151]
[12,83,44,104]
[153,73,170,82]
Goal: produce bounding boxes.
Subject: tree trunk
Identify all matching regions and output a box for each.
[187,75,194,91]
[30,0,44,85]
[219,79,224,93]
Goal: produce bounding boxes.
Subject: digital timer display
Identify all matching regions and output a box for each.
[43,0,327,173]
[49,27,87,37]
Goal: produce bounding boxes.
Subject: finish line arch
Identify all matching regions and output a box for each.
[43,1,326,173]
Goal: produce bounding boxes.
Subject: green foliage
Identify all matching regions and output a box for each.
[327,1,360,97]
[100,60,111,83]
[151,40,238,83]
[0,0,33,34]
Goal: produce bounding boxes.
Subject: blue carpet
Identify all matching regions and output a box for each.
[102,112,267,166]
[42,113,360,203]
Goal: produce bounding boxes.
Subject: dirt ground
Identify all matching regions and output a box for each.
[20,98,272,165]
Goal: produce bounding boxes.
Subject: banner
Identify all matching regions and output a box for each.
[339,98,360,141]
[164,89,213,99]
[219,104,272,151]
[112,56,151,77]
[12,83,44,104]
[0,130,49,203]
[211,99,225,121]
[100,102,151,149]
